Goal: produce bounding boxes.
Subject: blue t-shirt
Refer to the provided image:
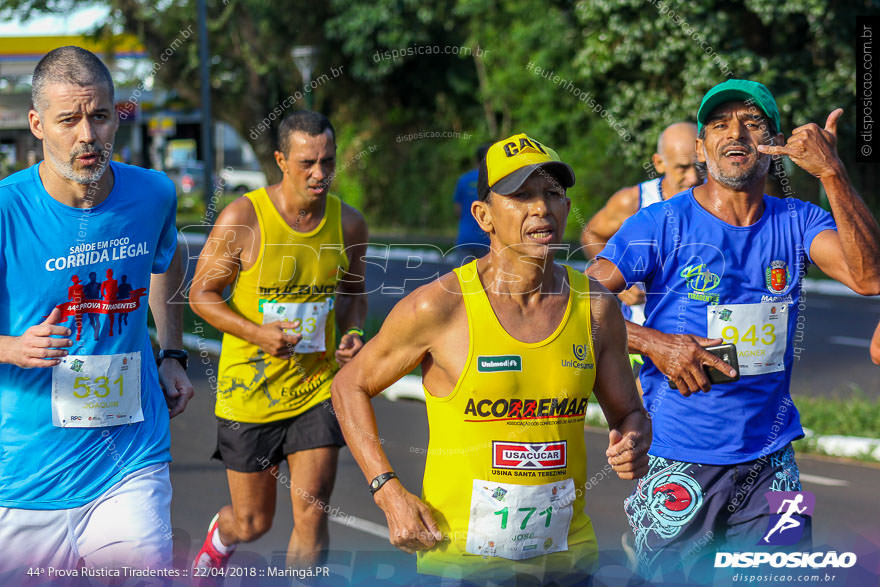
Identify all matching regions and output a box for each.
[453,169,490,247]
[598,189,836,464]
[0,161,177,509]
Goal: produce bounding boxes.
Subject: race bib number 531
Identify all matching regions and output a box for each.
[52,352,142,428]
[707,303,788,375]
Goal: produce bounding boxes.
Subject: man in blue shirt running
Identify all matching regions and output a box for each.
[0,46,194,576]
[588,79,880,580]
[452,143,492,263]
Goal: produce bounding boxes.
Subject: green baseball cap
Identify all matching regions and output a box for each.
[697,79,780,134]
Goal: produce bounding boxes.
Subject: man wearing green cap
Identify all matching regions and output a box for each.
[332,133,651,583]
[588,79,880,580]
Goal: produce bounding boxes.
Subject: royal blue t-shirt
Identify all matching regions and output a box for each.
[454,169,490,247]
[0,161,177,509]
[598,189,836,464]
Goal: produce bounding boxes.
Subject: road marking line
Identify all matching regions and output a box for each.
[828,336,871,348]
[330,512,388,538]
[799,473,849,487]
[381,375,424,401]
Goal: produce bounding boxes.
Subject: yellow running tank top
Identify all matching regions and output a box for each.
[418,261,598,580]
[216,189,349,423]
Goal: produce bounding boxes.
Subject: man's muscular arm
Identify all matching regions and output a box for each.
[188,197,301,358]
[331,279,456,553]
[759,110,880,296]
[580,185,639,260]
[150,245,185,350]
[588,279,650,479]
[335,203,368,366]
[588,258,735,395]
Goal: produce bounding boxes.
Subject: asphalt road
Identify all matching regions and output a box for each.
[791,293,880,398]
[164,356,880,587]
[162,248,880,586]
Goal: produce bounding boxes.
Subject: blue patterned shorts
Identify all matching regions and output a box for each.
[623,444,809,579]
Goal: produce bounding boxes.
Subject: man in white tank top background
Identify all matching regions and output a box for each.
[580,123,699,325]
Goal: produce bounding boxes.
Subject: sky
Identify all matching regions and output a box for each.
[0,5,110,36]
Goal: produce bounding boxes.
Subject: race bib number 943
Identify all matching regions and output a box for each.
[52,352,142,428]
[707,303,788,375]
[465,478,575,560]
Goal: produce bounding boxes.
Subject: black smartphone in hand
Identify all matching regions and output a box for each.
[667,343,740,389]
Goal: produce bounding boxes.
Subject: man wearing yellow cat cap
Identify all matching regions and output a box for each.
[332,134,651,583]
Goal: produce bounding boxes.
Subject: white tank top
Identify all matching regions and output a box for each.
[637,176,663,209]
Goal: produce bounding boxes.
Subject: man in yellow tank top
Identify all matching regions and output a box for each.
[188,111,368,570]
[332,134,651,583]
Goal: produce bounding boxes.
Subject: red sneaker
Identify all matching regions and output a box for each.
[192,514,234,571]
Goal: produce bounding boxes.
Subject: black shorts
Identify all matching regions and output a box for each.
[213,400,345,473]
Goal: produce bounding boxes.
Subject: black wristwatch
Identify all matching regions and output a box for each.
[157,349,188,371]
[369,471,398,496]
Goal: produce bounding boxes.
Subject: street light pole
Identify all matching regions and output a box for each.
[291,46,319,110]
[198,0,216,224]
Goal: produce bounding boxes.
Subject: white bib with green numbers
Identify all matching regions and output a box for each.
[465,478,576,560]
[51,352,142,428]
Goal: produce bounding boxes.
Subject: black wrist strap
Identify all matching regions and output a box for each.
[157,349,188,371]
[369,471,398,495]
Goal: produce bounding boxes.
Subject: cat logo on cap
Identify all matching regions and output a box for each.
[502,136,548,158]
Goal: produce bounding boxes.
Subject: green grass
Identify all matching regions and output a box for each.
[583,390,880,462]
[184,306,223,342]
[791,389,880,462]
[794,388,880,438]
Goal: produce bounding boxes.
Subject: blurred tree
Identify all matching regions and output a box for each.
[452,0,639,241]
[0,0,334,183]
[325,0,484,231]
[4,0,876,232]
[1,0,487,231]
[327,0,640,240]
[573,0,880,209]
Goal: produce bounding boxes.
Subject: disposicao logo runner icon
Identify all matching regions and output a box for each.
[762,491,814,546]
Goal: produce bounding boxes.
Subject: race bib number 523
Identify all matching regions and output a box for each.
[261,299,332,353]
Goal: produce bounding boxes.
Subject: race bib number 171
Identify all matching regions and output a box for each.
[465,478,575,560]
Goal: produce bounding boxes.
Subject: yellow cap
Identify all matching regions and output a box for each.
[478,133,575,200]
